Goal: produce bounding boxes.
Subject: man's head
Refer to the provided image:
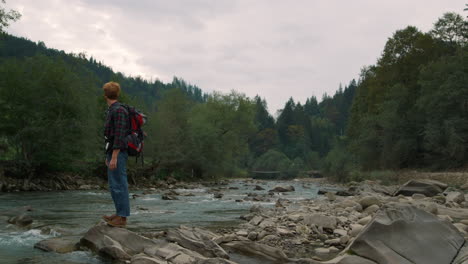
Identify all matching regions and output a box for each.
[103,82,121,100]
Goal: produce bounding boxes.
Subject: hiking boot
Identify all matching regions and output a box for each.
[107,216,127,228]
[102,214,117,222]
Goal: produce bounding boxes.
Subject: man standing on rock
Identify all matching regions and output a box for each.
[102,81,130,228]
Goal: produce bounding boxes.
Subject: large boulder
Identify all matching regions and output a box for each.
[165,225,229,259]
[7,214,33,227]
[348,204,464,264]
[394,179,447,197]
[220,240,289,262]
[34,236,79,253]
[80,223,239,263]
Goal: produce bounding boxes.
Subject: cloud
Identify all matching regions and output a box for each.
[6,0,467,112]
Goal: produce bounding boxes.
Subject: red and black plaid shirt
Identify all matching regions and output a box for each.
[104,102,129,152]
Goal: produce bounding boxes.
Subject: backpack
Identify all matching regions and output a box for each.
[121,104,147,160]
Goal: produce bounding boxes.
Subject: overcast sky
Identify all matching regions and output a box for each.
[6,0,466,113]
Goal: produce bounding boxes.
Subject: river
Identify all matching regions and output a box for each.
[0,180,320,264]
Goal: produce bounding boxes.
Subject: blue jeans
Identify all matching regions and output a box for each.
[106,151,130,217]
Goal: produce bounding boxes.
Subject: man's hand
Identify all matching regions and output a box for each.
[108,149,120,171]
[109,157,118,170]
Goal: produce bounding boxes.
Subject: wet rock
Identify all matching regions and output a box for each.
[162,194,179,200]
[250,205,265,213]
[8,214,33,227]
[213,193,223,199]
[254,185,265,191]
[269,185,295,192]
[348,204,464,264]
[394,179,447,197]
[34,236,79,253]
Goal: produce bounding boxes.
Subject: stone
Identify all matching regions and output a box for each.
[357,216,372,225]
[161,194,178,200]
[326,192,337,202]
[7,214,33,227]
[349,224,363,237]
[339,235,350,245]
[303,214,337,230]
[236,230,248,237]
[276,227,293,236]
[249,216,263,226]
[433,195,446,203]
[325,238,341,246]
[288,213,304,222]
[335,200,362,212]
[213,193,223,199]
[363,204,379,214]
[131,253,167,264]
[452,241,468,264]
[254,185,265,190]
[412,193,426,200]
[247,232,258,241]
[329,246,340,253]
[453,223,468,234]
[250,205,265,213]
[333,229,347,237]
[166,226,229,259]
[394,179,447,197]
[221,240,289,262]
[438,215,454,222]
[34,237,79,253]
[446,192,465,204]
[269,185,295,192]
[259,219,275,229]
[348,205,464,264]
[358,196,381,209]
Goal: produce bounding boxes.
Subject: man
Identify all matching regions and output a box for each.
[102,81,130,228]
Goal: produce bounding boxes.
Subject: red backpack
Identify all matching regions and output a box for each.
[122,104,147,160]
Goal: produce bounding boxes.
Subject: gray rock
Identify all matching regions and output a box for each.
[269,185,295,192]
[446,192,465,204]
[303,214,337,230]
[247,232,258,241]
[452,241,468,264]
[254,185,265,191]
[412,193,426,200]
[249,216,263,226]
[349,224,363,237]
[34,236,79,253]
[357,216,372,225]
[131,253,167,264]
[394,179,447,197]
[221,240,289,262]
[166,225,229,259]
[7,214,33,227]
[363,204,379,214]
[348,205,464,264]
[358,196,381,209]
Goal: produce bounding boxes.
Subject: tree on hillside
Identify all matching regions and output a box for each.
[0,0,21,32]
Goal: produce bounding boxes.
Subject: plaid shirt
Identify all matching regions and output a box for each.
[104,102,129,152]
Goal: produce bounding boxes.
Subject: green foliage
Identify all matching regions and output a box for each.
[0,0,21,33]
[347,12,467,173]
[252,149,292,179]
[0,55,99,171]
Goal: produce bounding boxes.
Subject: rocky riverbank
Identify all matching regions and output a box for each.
[16,178,468,264]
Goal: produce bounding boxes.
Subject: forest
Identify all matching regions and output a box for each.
[0,11,466,182]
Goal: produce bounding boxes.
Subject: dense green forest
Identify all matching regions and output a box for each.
[0,10,466,182]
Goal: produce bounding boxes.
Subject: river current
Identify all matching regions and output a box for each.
[0,180,320,264]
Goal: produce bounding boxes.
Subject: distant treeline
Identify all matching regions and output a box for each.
[0,12,466,181]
